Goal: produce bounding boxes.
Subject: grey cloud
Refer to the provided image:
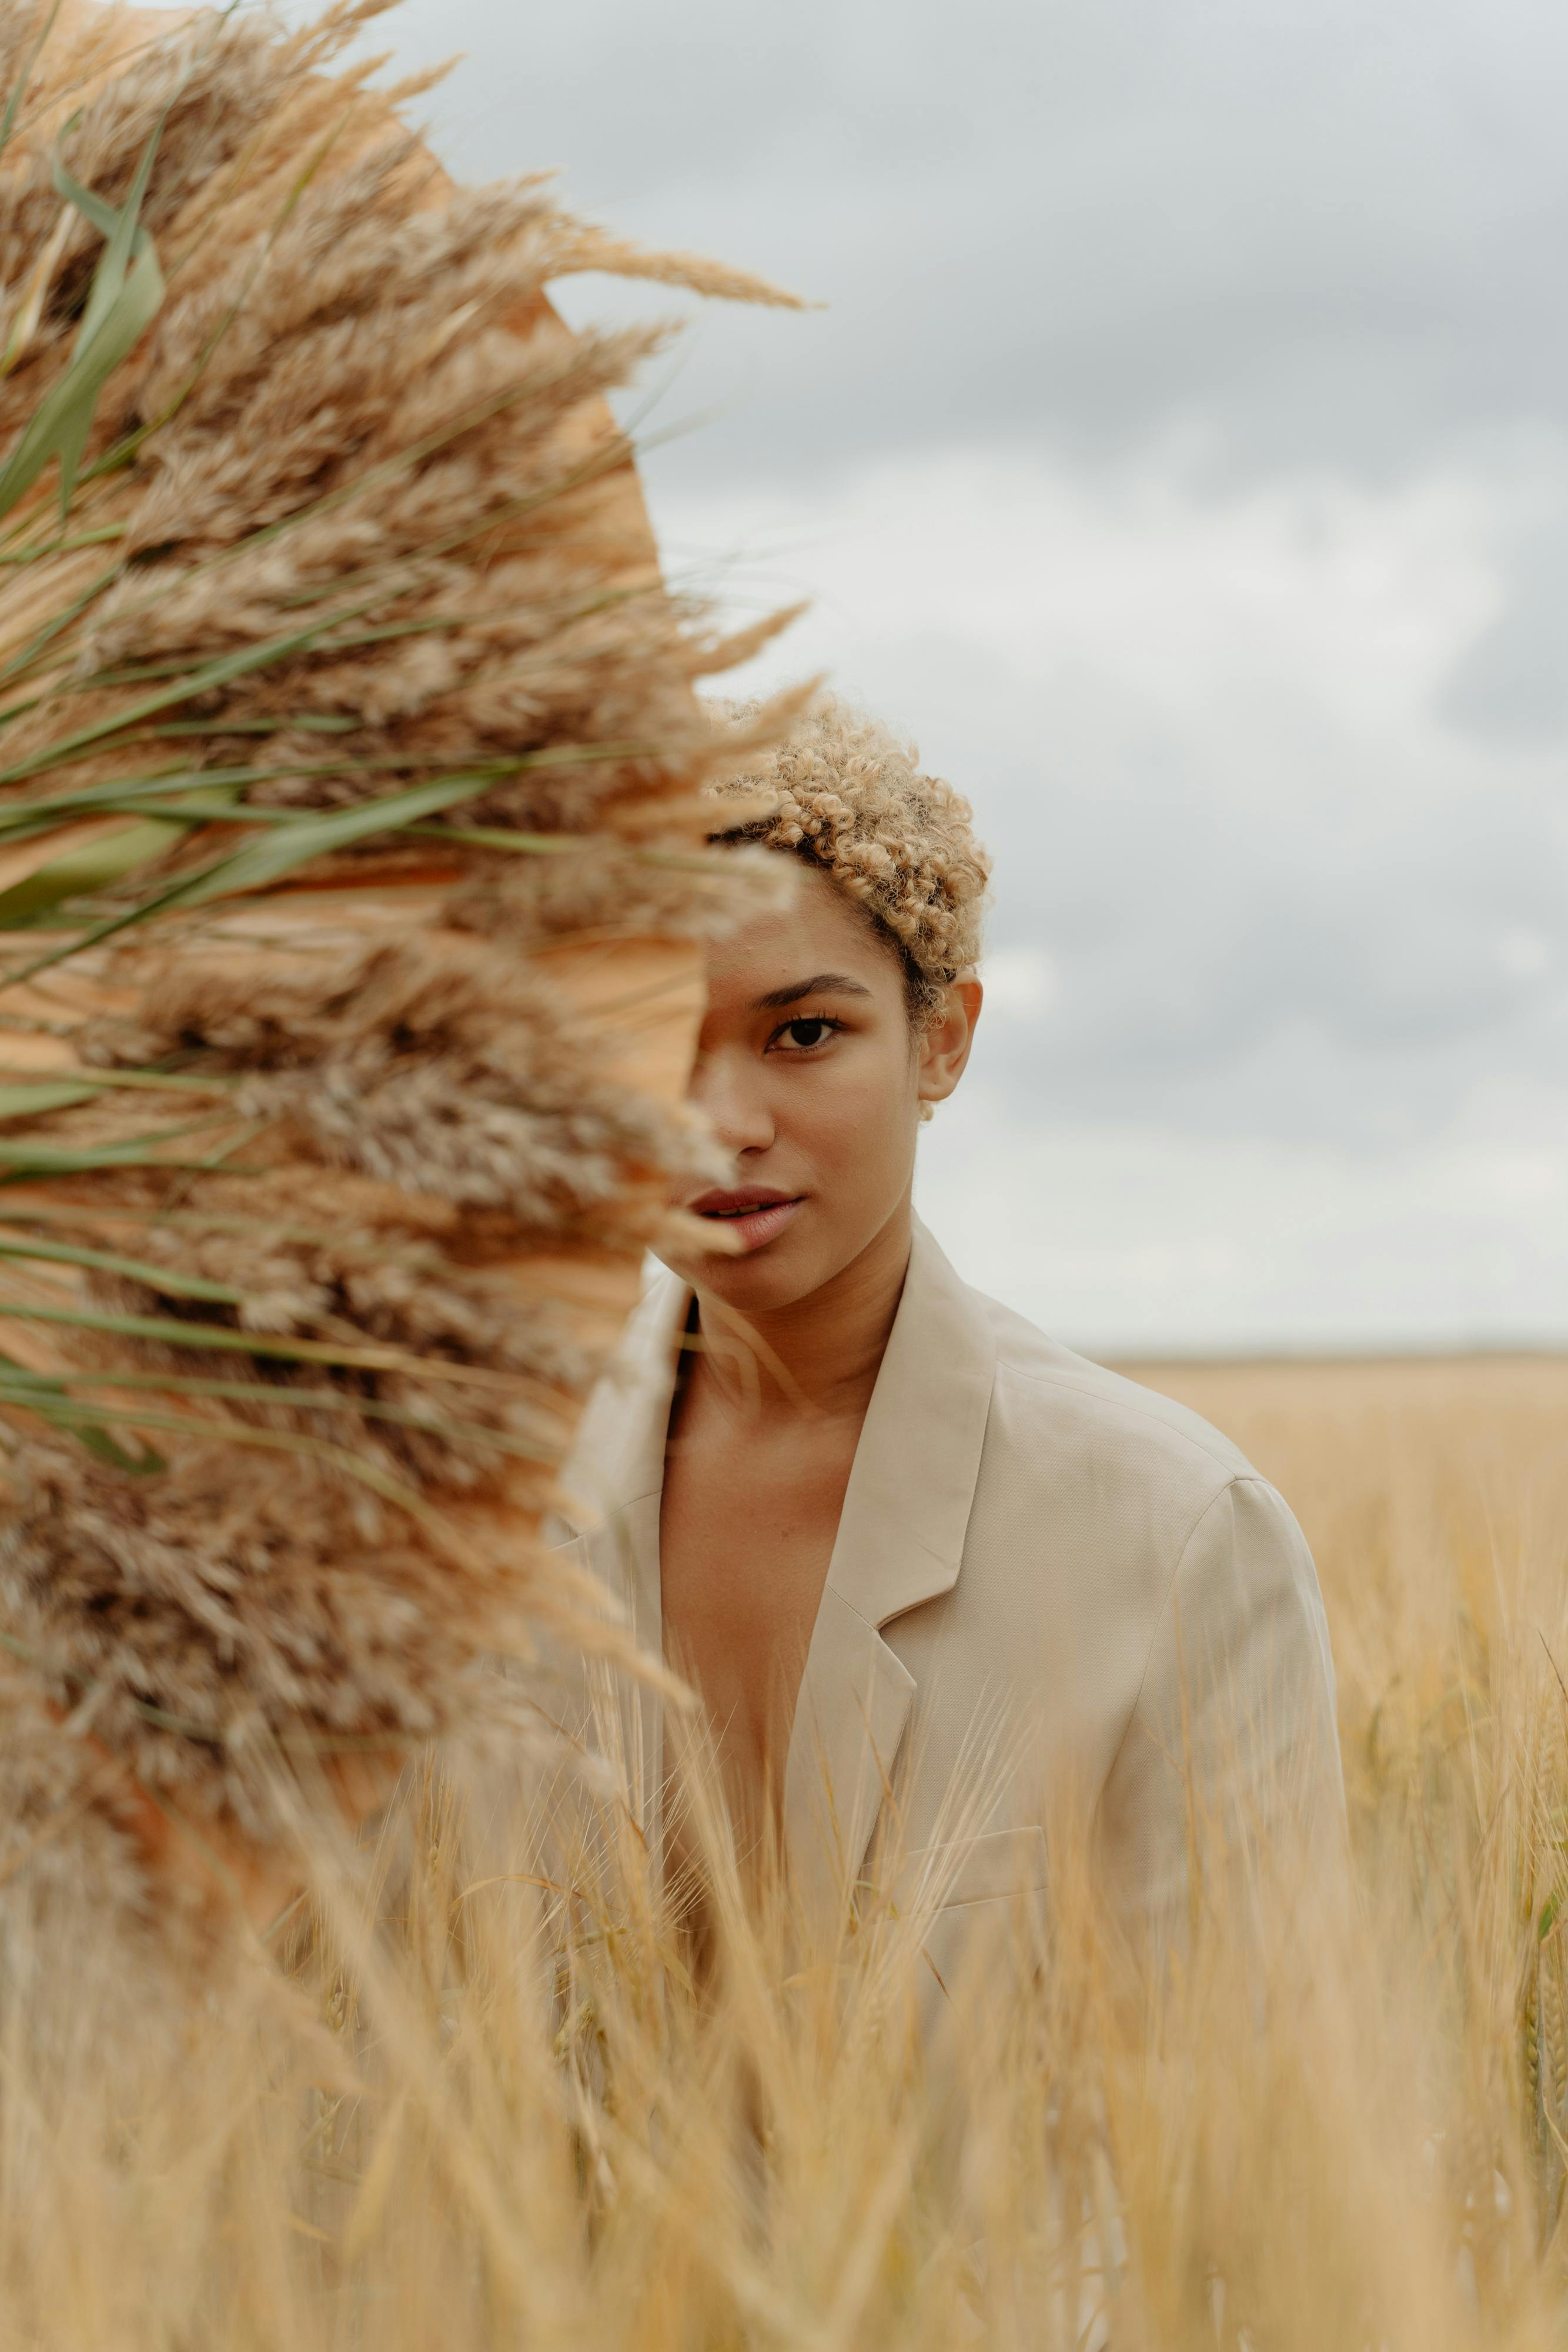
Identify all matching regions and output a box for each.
[1441,510,1568,744]
[812,623,1568,1151]
[971,773,1568,1144]
[379,0,1568,487]
[323,0,1568,1248]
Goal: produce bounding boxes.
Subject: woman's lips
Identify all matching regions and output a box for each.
[689,1188,803,1254]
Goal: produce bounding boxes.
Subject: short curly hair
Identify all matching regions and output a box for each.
[706,697,990,1024]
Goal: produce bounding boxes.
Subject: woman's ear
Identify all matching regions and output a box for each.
[916,975,982,1110]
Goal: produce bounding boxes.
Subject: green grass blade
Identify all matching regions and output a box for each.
[0,1115,242,1172]
[0,768,265,835]
[0,1383,473,1549]
[0,522,125,566]
[0,242,163,523]
[0,1080,99,1118]
[0,1232,246,1301]
[0,814,185,929]
[0,592,385,784]
[151,714,361,737]
[0,856,243,990]
[0,1295,479,1376]
[0,557,123,690]
[1,1362,554,1463]
[0,1066,233,1097]
[0,2,63,162]
[52,115,166,509]
[170,770,499,906]
[56,132,155,350]
[407,823,596,857]
[0,1347,163,1471]
[0,122,168,526]
[0,767,510,984]
[86,612,463,690]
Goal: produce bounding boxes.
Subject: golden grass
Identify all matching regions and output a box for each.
[4,1349,1568,2350]
[1121,1352,1568,1842]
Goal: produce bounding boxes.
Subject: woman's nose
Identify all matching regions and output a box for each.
[687,1047,774,1155]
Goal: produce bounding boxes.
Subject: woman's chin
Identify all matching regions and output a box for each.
[666,1225,815,1312]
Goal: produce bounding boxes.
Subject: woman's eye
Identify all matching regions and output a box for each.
[775,1017,837,1051]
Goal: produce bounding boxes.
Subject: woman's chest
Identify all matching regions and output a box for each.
[658,1416,860,1782]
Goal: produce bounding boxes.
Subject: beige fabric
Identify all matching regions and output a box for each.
[550,1218,1344,1943]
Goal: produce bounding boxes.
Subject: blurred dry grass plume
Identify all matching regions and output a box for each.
[0,1353,1563,2348]
[0,0,803,1943]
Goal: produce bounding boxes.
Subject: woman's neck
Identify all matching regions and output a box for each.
[691,1200,912,1422]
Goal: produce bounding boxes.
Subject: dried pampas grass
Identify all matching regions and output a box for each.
[0,0,802,1948]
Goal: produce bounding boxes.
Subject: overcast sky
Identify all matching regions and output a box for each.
[321,0,1568,1351]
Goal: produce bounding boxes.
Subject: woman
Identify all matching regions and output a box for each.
[556,700,1343,1946]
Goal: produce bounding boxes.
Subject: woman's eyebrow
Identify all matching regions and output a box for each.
[751,971,875,1011]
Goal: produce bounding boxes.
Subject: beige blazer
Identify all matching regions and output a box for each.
[550,1218,1343,1950]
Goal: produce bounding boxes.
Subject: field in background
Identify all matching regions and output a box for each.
[12,1352,1568,2350]
[1118,1351,1568,1479]
[1118,1350,1568,1796]
[1122,1349,1568,1862]
[1116,1350,1568,1602]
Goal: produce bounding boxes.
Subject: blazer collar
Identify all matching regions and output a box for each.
[575,1214,997,1614]
[818,1214,997,1632]
[560,1218,999,1908]
[552,1273,687,1873]
[783,1215,998,1907]
[560,1269,687,1532]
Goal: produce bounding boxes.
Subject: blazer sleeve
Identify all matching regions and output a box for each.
[1095,1474,1346,1940]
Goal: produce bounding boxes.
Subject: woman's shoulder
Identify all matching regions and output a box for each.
[942,1275,1333,1748]
[967,1281,1261,1501]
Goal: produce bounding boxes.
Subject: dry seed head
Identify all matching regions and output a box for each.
[0,0,801,1937]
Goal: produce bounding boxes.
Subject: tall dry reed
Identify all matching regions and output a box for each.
[0,1354,1559,2348]
[0,0,801,1946]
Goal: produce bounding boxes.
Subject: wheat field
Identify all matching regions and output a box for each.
[3,1350,1568,2351]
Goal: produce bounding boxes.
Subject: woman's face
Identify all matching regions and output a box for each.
[660,864,981,1315]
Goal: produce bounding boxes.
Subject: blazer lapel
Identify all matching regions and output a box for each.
[560,1225,997,1912]
[558,1267,687,1548]
[784,1587,917,1916]
[783,1217,997,1907]
[557,1268,688,1862]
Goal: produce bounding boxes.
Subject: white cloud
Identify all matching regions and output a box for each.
[979,947,1059,1021]
[914,1080,1568,1356]
[671,441,1502,780]
[1497,930,1554,978]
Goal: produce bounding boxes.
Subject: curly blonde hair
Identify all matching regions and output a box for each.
[706,697,990,1024]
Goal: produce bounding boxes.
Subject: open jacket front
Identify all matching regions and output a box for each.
[549,1218,1344,1950]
